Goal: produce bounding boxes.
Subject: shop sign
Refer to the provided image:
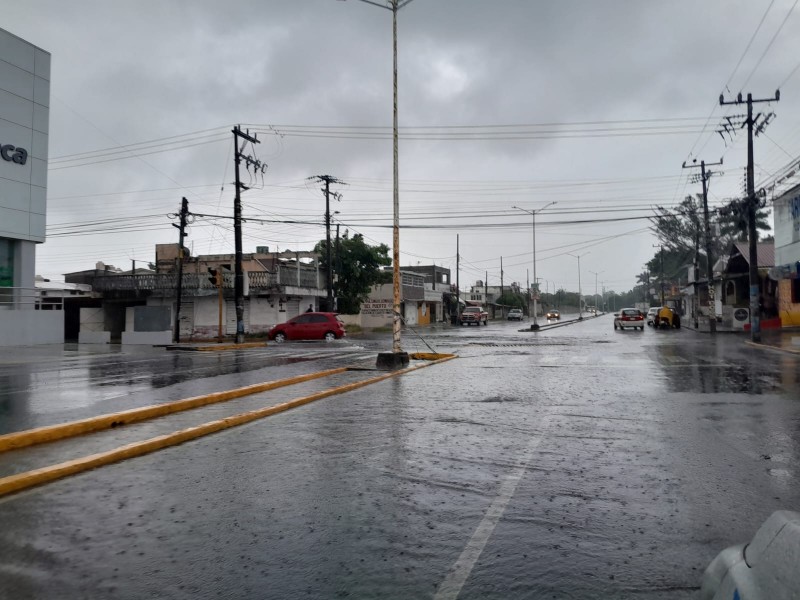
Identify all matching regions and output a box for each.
[1,144,28,165]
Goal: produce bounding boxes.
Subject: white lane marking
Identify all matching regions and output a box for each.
[434,415,552,600]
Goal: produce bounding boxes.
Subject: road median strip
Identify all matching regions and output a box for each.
[0,368,348,453]
[0,354,456,498]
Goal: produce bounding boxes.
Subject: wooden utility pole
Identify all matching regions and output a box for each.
[720,90,780,342]
[232,125,261,344]
[171,197,189,344]
[309,175,346,311]
[683,158,723,333]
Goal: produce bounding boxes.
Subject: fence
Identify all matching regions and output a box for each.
[90,269,320,293]
[0,287,64,310]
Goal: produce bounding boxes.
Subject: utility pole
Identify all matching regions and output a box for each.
[171,197,189,344]
[309,175,346,312]
[232,125,261,344]
[526,269,530,318]
[513,202,556,330]
[683,158,723,333]
[335,223,341,312]
[456,234,460,314]
[589,270,603,312]
[500,256,504,318]
[720,90,779,342]
[651,245,666,306]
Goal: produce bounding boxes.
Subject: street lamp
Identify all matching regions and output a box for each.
[567,252,590,320]
[589,270,604,314]
[341,0,417,368]
[513,202,556,330]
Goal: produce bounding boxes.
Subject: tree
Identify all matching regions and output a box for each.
[717,199,771,242]
[314,232,391,314]
[497,292,526,311]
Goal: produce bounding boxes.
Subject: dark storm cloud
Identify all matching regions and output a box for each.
[3,0,799,289]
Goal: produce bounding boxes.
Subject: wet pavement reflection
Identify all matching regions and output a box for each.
[1,316,799,599]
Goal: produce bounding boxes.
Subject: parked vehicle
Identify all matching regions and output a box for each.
[268,312,346,342]
[646,306,661,326]
[546,309,561,320]
[614,308,645,330]
[507,308,524,321]
[653,306,681,329]
[459,306,488,326]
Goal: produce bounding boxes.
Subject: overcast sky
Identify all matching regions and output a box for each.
[5,0,800,296]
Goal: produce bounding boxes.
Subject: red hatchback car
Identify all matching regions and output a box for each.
[268,312,346,343]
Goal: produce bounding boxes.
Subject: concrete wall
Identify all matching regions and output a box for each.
[0,308,62,345]
[121,306,171,345]
[144,294,324,340]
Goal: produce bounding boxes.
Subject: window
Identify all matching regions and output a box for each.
[293,315,312,324]
[0,239,13,287]
[309,314,329,323]
[792,277,800,304]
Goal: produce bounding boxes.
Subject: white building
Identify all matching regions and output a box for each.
[0,28,60,345]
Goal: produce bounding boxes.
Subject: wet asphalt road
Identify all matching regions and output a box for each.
[1,315,799,599]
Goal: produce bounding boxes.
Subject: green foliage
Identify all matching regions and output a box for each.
[497,292,527,310]
[314,232,391,314]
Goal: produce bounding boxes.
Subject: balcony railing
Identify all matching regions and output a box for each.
[91,269,320,293]
[0,287,64,310]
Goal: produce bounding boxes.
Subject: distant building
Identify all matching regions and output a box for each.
[0,28,58,346]
[65,246,327,343]
[716,241,776,330]
[356,266,451,328]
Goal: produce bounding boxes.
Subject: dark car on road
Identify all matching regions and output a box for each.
[268,312,346,342]
[546,309,560,320]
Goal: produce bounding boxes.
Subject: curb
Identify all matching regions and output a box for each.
[165,342,267,351]
[0,354,456,499]
[0,368,348,453]
[744,340,800,356]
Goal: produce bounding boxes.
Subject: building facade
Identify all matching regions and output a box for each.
[66,246,328,343]
[773,183,800,327]
[0,28,61,345]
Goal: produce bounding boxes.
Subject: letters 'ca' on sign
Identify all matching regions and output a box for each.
[1,144,28,165]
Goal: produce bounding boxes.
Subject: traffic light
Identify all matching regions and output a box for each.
[208,267,221,287]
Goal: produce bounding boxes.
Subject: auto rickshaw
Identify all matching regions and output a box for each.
[654,306,681,329]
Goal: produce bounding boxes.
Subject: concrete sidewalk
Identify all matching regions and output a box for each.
[682,317,800,355]
[745,328,800,355]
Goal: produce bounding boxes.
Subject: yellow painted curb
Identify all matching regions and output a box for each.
[0,368,347,453]
[0,354,456,498]
[410,352,454,361]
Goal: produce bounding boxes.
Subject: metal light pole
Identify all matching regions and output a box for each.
[589,270,604,313]
[513,202,556,330]
[342,0,418,368]
[568,252,590,320]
